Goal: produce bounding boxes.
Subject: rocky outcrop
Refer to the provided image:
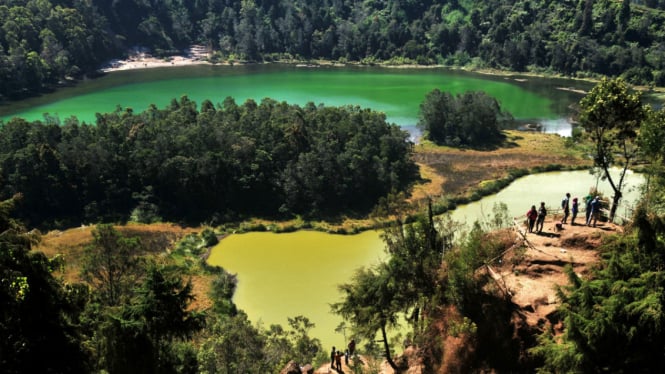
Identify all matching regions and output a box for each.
[279,360,313,374]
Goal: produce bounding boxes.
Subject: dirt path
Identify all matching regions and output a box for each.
[492,214,616,327]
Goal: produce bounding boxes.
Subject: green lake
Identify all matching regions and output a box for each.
[207,169,644,350]
[0,64,590,136]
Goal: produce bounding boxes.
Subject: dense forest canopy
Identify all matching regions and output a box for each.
[418,89,512,147]
[0,96,418,228]
[4,0,665,99]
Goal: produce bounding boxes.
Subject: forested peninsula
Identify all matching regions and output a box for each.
[0,97,418,228]
[4,0,665,100]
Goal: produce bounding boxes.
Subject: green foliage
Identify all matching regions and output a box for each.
[0,197,89,373]
[7,0,665,99]
[418,89,511,147]
[0,97,418,227]
[201,228,219,247]
[209,271,238,317]
[448,316,478,338]
[638,106,665,214]
[81,224,142,306]
[198,312,268,374]
[334,203,459,370]
[579,77,647,220]
[444,221,505,309]
[173,234,206,257]
[533,204,665,372]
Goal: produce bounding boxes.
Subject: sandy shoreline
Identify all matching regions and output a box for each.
[100,45,214,73]
[100,55,213,72]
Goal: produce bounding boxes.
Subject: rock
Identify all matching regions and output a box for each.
[301,363,313,374]
[279,360,301,374]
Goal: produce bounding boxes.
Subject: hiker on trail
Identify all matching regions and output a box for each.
[526,205,538,233]
[335,350,343,371]
[561,193,571,224]
[585,193,594,224]
[345,349,349,365]
[536,202,547,233]
[571,197,579,225]
[330,346,336,369]
[587,196,600,227]
[348,339,356,357]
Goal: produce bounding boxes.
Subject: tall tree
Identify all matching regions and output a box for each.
[638,107,665,213]
[578,77,646,221]
[80,224,141,306]
[332,264,402,372]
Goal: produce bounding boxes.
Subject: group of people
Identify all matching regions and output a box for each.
[330,339,355,372]
[526,191,603,233]
[525,201,548,233]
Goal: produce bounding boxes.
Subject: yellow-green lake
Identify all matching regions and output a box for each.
[208,169,644,349]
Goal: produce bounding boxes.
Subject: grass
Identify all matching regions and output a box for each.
[412,130,590,199]
[36,222,200,284]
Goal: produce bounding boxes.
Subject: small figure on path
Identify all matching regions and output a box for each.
[587,196,600,227]
[536,202,547,233]
[348,338,356,357]
[526,205,538,233]
[330,346,336,369]
[344,349,349,365]
[585,192,594,224]
[335,350,343,371]
[571,197,579,225]
[561,193,571,224]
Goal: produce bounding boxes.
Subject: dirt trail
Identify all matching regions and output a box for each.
[492,215,614,327]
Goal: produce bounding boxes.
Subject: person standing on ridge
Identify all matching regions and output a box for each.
[585,192,594,224]
[588,196,600,227]
[348,338,356,357]
[571,197,579,225]
[561,193,571,224]
[335,350,343,371]
[526,205,538,233]
[536,202,547,233]
[330,346,336,369]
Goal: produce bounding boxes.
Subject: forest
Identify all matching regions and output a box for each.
[0,96,418,228]
[5,0,665,100]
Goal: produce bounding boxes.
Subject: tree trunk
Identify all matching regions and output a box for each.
[381,323,400,372]
[610,191,622,222]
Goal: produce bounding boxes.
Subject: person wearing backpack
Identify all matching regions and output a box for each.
[561,193,571,224]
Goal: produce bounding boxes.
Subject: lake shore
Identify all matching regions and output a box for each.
[100,56,212,72]
[98,49,665,96]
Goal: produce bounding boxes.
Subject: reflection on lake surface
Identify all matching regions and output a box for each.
[0,65,589,137]
[207,169,644,349]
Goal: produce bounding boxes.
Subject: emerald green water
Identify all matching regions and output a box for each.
[0,64,588,135]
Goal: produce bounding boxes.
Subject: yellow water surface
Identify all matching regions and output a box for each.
[207,230,386,350]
